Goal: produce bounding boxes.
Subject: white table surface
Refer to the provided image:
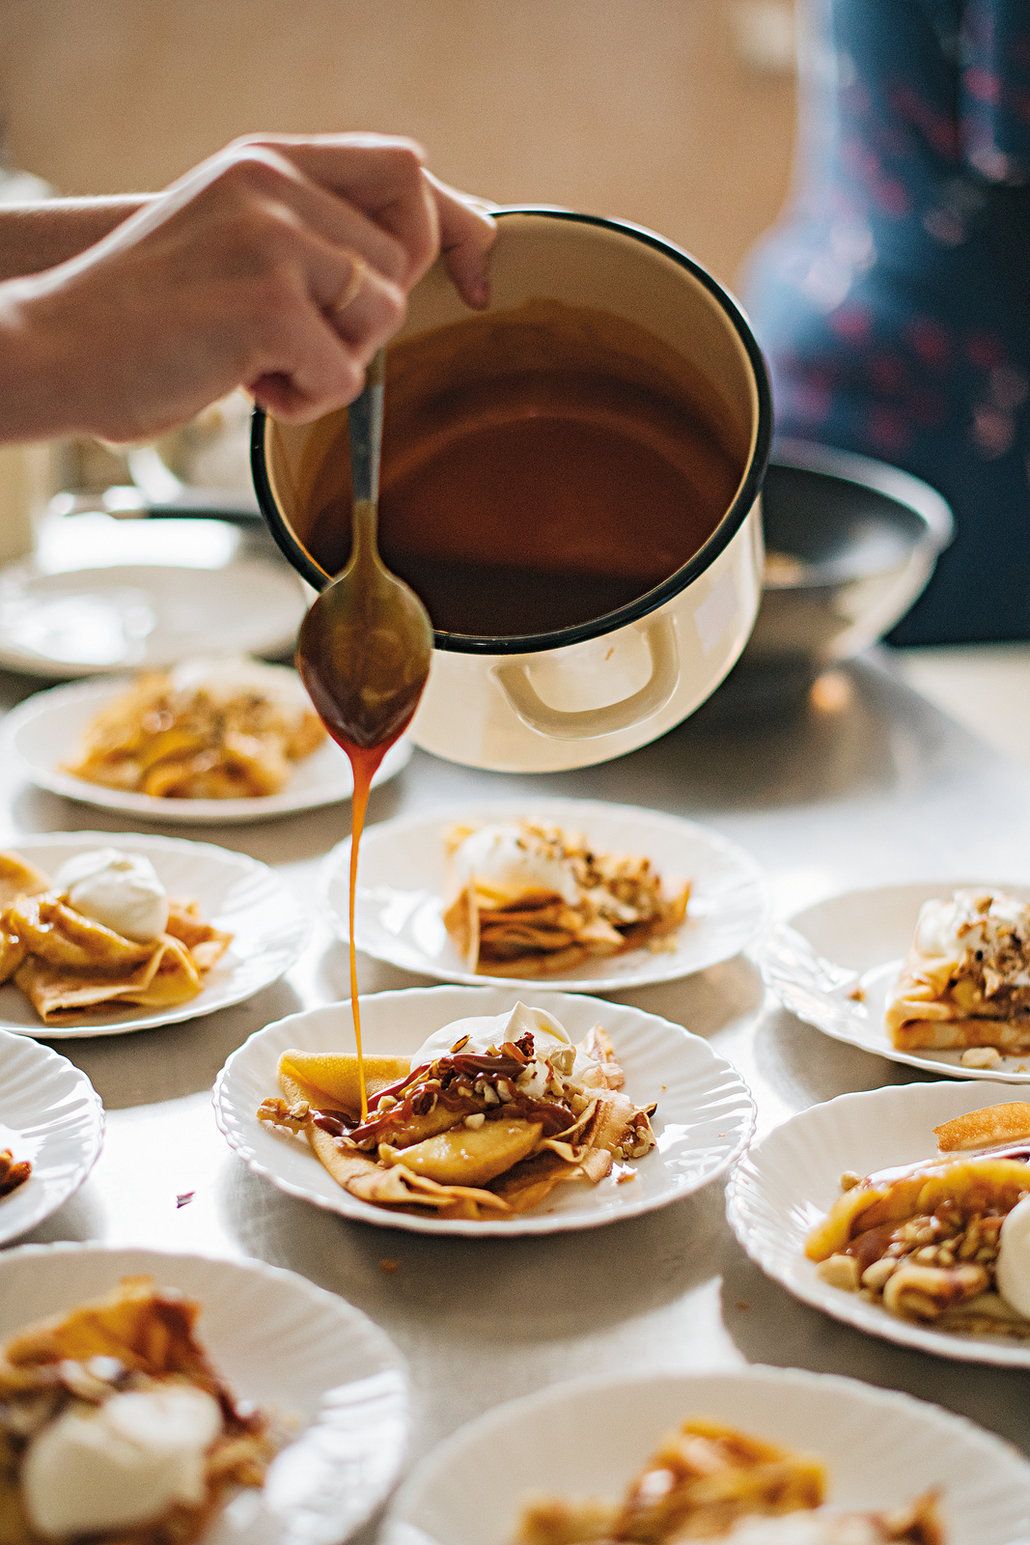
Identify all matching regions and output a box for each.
[2,650,1029,1540]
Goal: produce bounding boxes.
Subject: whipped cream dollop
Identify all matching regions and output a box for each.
[21,1384,223,1539]
[996,1193,1030,1320]
[914,889,1028,961]
[411,1002,573,1066]
[452,824,579,905]
[723,1516,892,1544]
[56,849,169,942]
[409,1002,581,1095]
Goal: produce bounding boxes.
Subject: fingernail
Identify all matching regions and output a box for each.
[470,279,490,310]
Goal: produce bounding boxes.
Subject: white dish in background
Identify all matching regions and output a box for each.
[382,1365,1030,1545]
[321,798,769,991]
[0,1030,104,1244]
[0,515,307,677]
[0,832,307,1038]
[727,1079,1030,1368]
[1,675,411,825]
[761,880,1030,1082]
[214,984,755,1238]
[0,1243,408,1544]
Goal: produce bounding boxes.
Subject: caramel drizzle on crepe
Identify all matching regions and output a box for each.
[0,1276,271,1545]
[258,1028,656,1221]
[0,852,231,1024]
[442,821,690,978]
[807,1101,1030,1337]
[515,1418,944,1544]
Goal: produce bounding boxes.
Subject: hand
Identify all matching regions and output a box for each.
[0,133,496,442]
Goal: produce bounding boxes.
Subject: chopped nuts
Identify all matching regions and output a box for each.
[960,1047,1004,1069]
[860,1257,898,1293]
[816,1254,861,1292]
[0,1148,32,1197]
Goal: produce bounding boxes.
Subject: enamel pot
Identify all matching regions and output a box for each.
[251,208,771,773]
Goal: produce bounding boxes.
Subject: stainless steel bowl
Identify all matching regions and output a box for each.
[727,440,953,701]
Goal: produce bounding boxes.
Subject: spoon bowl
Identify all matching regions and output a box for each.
[295,349,432,753]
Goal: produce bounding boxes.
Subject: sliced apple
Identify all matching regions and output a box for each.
[382,1119,543,1187]
[278,1050,410,1114]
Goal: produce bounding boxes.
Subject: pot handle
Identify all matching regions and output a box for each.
[492,614,679,741]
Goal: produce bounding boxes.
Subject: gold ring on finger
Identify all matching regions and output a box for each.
[330,254,368,316]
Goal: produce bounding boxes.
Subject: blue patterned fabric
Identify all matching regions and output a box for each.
[745,0,1030,642]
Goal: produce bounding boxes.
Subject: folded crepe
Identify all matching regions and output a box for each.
[515,1419,943,1545]
[259,1023,656,1221]
[885,890,1030,1053]
[443,820,690,977]
[0,1276,272,1545]
[0,854,231,1024]
[807,1101,1030,1336]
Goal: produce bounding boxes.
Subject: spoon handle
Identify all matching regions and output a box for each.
[348,348,386,512]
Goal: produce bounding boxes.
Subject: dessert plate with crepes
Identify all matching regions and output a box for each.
[727,1080,1030,1367]
[0,1242,408,1544]
[381,1367,1029,1545]
[322,798,769,992]
[0,834,306,1037]
[1,667,411,826]
[214,985,755,1236]
[761,881,1030,1082]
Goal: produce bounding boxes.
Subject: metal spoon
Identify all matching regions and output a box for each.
[295,348,433,755]
[295,348,433,1122]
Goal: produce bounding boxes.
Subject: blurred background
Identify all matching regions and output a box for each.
[0,0,798,501]
[0,0,797,290]
[3,0,1025,758]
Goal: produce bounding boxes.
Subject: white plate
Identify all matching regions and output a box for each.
[214,984,755,1237]
[321,798,769,991]
[727,1079,1030,1367]
[0,1243,408,1544]
[0,1030,104,1244]
[382,1365,1030,1545]
[761,880,1030,1083]
[1,675,411,825]
[0,832,307,1038]
[0,515,306,677]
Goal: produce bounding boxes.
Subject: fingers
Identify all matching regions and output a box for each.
[241,134,439,287]
[250,307,365,423]
[233,135,496,306]
[249,233,406,423]
[423,171,497,308]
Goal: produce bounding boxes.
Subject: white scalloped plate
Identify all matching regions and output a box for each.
[761,880,1030,1083]
[0,674,411,826]
[0,1244,408,1544]
[321,798,769,991]
[0,832,307,1038]
[382,1366,1030,1545]
[214,985,755,1237]
[0,1030,104,1244]
[727,1080,1030,1367]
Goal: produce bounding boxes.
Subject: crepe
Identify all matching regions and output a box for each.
[0,1276,272,1545]
[885,890,1030,1054]
[515,1418,944,1543]
[63,660,325,800]
[807,1101,1030,1338]
[443,820,691,977]
[0,854,231,1025]
[258,1014,657,1221]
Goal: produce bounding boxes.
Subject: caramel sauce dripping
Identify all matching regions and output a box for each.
[295,353,431,1119]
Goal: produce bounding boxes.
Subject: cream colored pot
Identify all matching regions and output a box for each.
[251,208,771,773]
